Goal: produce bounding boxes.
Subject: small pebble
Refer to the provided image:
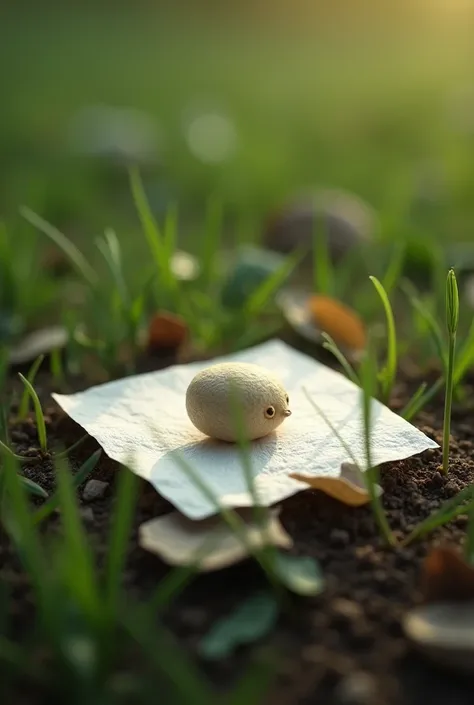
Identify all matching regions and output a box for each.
[335,671,378,705]
[79,507,95,523]
[331,598,363,622]
[330,528,350,547]
[82,479,109,502]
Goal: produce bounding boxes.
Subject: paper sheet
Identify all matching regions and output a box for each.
[53,340,438,520]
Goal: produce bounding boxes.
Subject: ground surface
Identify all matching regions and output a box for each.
[2,349,474,705]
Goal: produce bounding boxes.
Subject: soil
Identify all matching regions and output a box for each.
[2,346,474,705]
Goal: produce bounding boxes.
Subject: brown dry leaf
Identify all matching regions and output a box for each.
[138,507,293,572]
[309,295,366,351]
[147,311,187,352]
[290,462,380,507]
[420,546,474,604]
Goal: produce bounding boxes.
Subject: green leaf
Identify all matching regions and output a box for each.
[33,449,102,524]
[272,553,325,596]
[404,484,474,545]
[18,373,47,452]
[20,475,48,499]
[17,354,45,420]
[20,207,97,287]
[199,592,278,660]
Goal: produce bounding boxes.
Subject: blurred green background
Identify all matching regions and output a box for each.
[1,1,474,244]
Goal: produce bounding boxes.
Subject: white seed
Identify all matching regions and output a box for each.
[186,362,291,442]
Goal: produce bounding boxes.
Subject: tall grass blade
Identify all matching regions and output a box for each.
[18,373,47,452]
[17,354,44,420]
[400,381,428,420]
[401,279,446,367]
[54,455,100,618]
[442,268,459,475]
[244,249,303,317]
[369,276,397,403]
[20,206,97,286]
[322,333,360,385]
[104,467,138,616]
[403,484,474,545]
[382,240,406,295]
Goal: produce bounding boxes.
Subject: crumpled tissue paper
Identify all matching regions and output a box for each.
[53,340,438,520]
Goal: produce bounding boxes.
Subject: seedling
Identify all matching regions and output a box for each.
[369,276,397,404]
[442,268,459,474]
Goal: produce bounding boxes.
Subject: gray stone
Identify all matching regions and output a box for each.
[79,507,95,524]
[263,189,376,265]
[82,479,109,502]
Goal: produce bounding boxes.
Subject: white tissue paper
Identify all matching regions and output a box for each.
[53,340,438,520]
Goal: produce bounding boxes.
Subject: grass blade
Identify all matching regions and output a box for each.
[54,454,100,618]
[20,206,97,287]
[401,279,446,367]
[403,484,474,545]
[129,167,176,296]
[18,373,47,452]
[1,453,53,620]
[369,276,397,404]
[17,354,44,421]
[359,343,395,546]
[20,475,48,499]
[0,438,35,463]
[465,504,474,566]
[104,467,139,616]
[322,332,360,385]
[382,240,406,296]
[199,591,278,660]
[442,269,459,475]
[244,249,304,317]
[200,195,222,291]
[400,381,428,420]
[33,449,102,524]
[313,211,334,295]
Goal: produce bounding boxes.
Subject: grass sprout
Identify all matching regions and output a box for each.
[302,382,395,546]
[17,354,44,420]
[369,276,397,404]
[321,332,360,385]
[402,483,474,545]
[442,268,459,475]
[18,373,47,453]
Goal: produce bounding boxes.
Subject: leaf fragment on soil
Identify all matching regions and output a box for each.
[290,461,382,507]
[138,507,293,572]
[272,552,325,596]
[420,546,474,604]
[404,601,474,674]
[199,591,278,660]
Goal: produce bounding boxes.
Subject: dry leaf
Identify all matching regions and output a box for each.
[309,295,366,351]
[404,601,474,674]
[290,462,381,507]
[8,326,68,366]
[139,507,292,572]
[147,311,187,351]
[420,546,474,604]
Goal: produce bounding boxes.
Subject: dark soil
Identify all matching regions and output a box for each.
[2,349,474,705]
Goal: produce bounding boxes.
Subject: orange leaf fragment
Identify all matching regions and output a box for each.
[308,295,366,351]
[420,546,474,604]
[148,311,187,351]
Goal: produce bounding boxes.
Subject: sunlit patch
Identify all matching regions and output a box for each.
[185,111,237,164]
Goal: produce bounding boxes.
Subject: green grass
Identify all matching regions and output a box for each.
[3,5,474,702]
